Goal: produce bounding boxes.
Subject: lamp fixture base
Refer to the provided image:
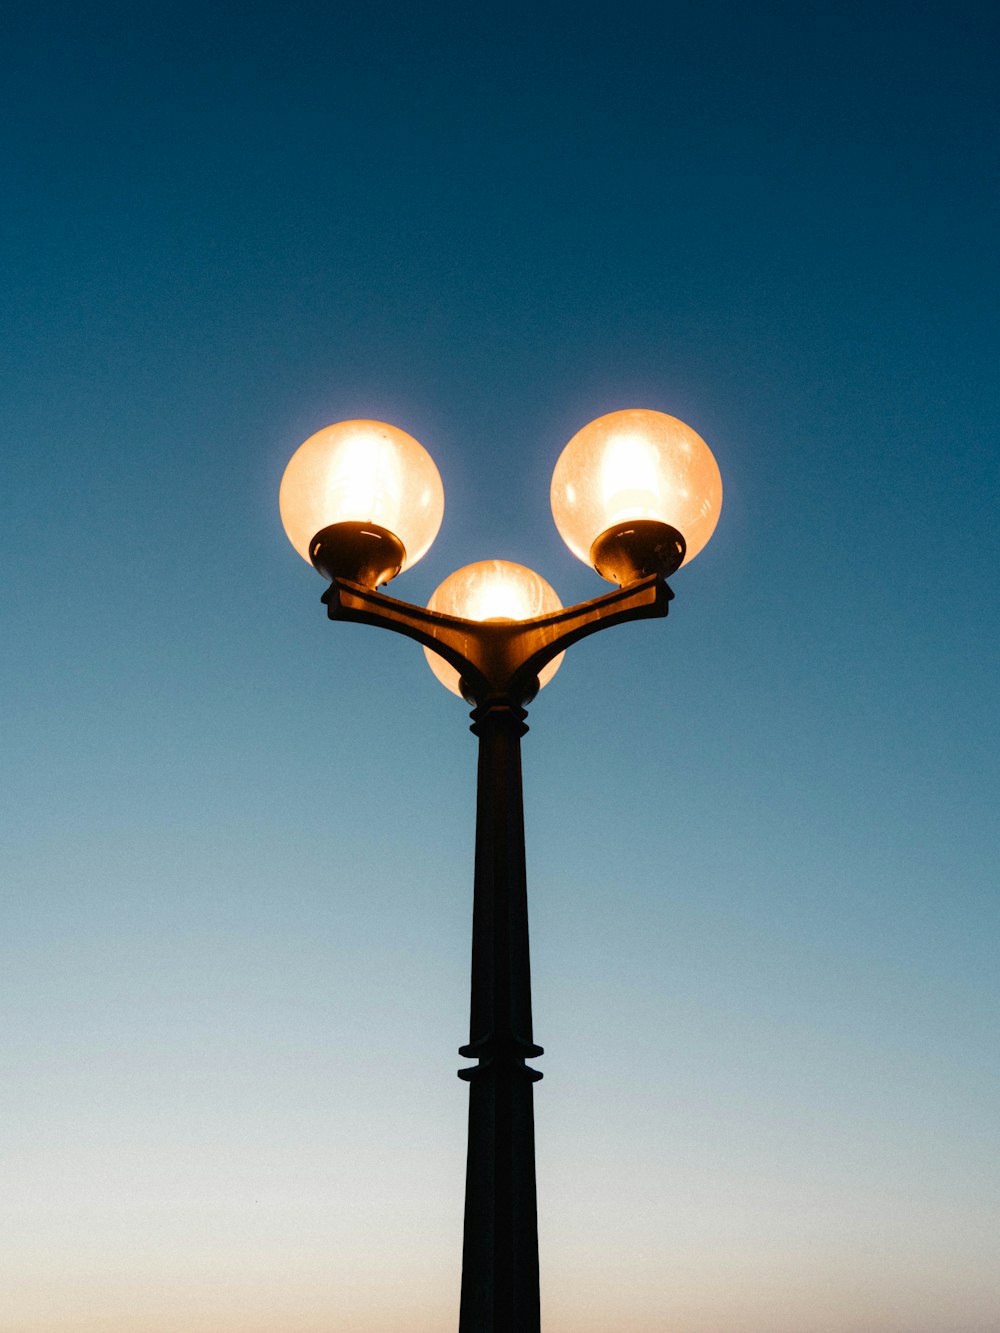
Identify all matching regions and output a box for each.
[590,520,686,586]
[309,521,406,588]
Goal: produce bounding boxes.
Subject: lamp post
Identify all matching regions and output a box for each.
[278,409,722,1333]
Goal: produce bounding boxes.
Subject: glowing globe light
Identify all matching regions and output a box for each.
[424,561,565,696]
[550,409,722,579]
[279,419,444,581]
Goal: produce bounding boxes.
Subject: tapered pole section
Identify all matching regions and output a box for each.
[458,700,543,1333]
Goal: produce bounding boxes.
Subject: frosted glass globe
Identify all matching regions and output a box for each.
[550,409,722,570]
[424,561,565,697]
[279,420,444,572]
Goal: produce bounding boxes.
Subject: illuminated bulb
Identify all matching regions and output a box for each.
[551,408,722,571]
[424,560,565,696]
[279,419,444,574]
[600,433,664,525]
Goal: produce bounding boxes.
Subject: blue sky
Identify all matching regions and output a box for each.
[2,3,998,1330]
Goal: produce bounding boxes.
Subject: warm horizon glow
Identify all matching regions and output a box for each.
[423,560,565,696]
[279,420,444,573]
[551,408,723,569]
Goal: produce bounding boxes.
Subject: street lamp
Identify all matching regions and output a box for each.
[279,408,722,1333]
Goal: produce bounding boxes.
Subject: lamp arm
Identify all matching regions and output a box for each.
[321,572,673,705]
[322,578,495,698]
[506,574,672,699]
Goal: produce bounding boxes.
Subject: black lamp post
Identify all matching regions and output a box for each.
[279,409,722,1333]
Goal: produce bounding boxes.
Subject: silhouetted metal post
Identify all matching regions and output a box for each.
[318,570,674,1333]
[458,701,543,1333]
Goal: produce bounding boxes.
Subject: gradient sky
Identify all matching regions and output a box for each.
[3,3,999,1331]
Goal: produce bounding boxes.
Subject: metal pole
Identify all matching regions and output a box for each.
[458,700,543,1333]
[321,573,670,1330]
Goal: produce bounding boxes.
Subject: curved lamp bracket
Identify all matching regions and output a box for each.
[321,573,673,707]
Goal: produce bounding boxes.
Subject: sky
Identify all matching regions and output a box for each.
[2,2,998,1330]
